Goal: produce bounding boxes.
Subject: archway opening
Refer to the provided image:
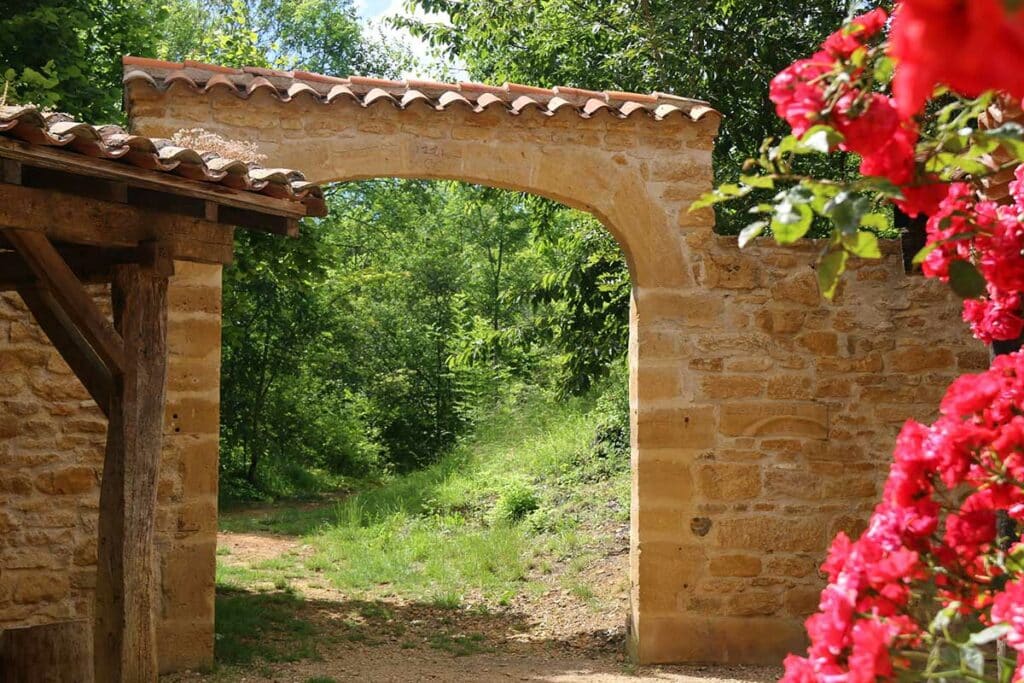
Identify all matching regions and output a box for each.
[214,177,636,671]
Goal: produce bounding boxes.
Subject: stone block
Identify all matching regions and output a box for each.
[709,554,762,577]
[700,375,765,399]
[715,516,826,553]
[635,614,807,665]
[887,346,956,372]
[161,540,216,620]
[636,406,717,449]
[719,402,828,439]
[636,457,694,503]
[34,466,97,495]
[695,463,761,501]
[10,571,70,604]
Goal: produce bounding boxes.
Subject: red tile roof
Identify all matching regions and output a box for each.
[0,104,326,216]
[122,56,719,123]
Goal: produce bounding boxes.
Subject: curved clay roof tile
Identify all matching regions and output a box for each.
[121,57,721,124]
[0,102,326,215]
[437,91,474,110]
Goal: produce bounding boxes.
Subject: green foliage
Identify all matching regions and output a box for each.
[156,0,409,77]
[219,386,629,607]
[0,0,165,120]
[401,0,856,234]
[491,483,540,524]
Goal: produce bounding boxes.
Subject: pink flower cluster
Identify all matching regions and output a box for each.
[921,173,1024,343]
[783,353,1024,681]
[769,9,949,219]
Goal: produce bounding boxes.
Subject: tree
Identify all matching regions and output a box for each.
[401,0,853,232]
[0,0,164,120]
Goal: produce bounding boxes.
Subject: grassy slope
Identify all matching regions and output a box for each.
[213,387,631,669]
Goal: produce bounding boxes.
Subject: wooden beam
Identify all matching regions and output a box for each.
[17,287,114,416]
[1,621,94,683]
[0,244,159,291]
[0,138,307,219]
[0,182,235,264]
[3,229,126,375]
[94,261,169,683]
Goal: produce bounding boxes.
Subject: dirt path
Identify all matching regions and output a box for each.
[167,525,780,683]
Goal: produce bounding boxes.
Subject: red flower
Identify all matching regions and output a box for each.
[895,180,949,218]
[822,8,889,58]
[890,0,1024,118]
[834,92,900,157]
[769,54,833,137]
[859,127,917,186]
[993,580,1024,652]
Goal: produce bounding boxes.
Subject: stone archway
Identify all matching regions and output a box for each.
[121,57,983,666]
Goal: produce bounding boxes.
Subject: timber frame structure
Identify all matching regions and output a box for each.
[0,106,325,681]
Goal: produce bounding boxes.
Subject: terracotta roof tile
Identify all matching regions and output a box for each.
[184,60,241,75]
[0,104,326,216]
[122,57,719,123]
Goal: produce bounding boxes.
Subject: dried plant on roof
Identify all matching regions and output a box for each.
[171,128,267,164]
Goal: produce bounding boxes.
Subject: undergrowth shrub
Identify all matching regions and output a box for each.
[491,482,540,524]
[560,364,630,484]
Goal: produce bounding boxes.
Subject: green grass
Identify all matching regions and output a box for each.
[214,588,320,666]
[214,380,632,668]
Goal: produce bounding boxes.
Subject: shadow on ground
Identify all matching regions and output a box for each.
[171,586,779,683]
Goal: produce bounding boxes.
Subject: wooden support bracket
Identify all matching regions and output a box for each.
[3,228,127,375]
[17,286,114,417]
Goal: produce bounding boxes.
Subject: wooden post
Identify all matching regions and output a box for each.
[93,256,172,682]
[0,621,94,682]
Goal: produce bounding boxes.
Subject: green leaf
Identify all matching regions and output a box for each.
[860,213,890,231]
[969,623,1010,646]
[873,55,895,84]
[960,644,984,675]
[842,231,882,258]
[738,221,767,248]
[798,125,844,154]
[771,195,814,245]
[740,174,774,189]
[689,183,752,211]
[982,122,1024,160]
[912,242,939,267]
[817,250,848,300]
[855,177,905,199]
[948,259,987,299]
[825,192,871,235]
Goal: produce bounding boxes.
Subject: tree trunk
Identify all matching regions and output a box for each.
[1,621,94,683]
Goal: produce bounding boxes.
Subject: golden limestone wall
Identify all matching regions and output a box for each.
[0,75,978,668]
[0,262,222,673]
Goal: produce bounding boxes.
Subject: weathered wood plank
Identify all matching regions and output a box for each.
[18,286,114,416]
[0,137,307,219]
[94,261,170,683]
[4,229,127,375]
[0,620,94,683]
[0,182,235,264]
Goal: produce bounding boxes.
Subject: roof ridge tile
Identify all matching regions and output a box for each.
[120,56,721,123]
